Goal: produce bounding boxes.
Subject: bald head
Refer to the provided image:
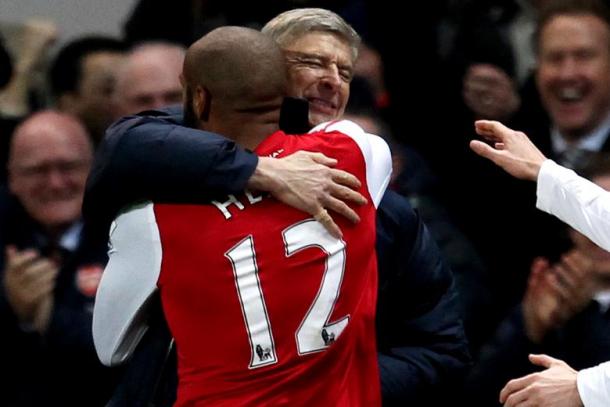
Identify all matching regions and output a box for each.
[9,110,92,232]
[9,111,92,165]
[183,26,287,132]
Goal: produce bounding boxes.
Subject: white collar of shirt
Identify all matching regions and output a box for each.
[551,113,610,155]
[59,221,83,252]
[594,290,610,313]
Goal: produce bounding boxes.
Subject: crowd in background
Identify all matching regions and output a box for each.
[3,0,610,405]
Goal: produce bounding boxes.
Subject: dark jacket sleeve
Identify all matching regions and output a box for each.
[82,108,258,239]
[375,190,471,405]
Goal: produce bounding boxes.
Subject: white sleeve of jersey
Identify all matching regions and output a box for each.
[577,361,610,407]
[310,120,392,208]
[537,159,610,252]
[92,203,162,366]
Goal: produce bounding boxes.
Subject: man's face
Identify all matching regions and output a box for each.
[66,51,123,141]
[8,121,91,230]
[283,32,354,126]
[115,54,183,118]
[536,14,610,139]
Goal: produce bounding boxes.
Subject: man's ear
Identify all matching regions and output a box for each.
[194,85,211,122]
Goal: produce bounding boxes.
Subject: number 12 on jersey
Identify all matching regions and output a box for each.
[225,219,349,369]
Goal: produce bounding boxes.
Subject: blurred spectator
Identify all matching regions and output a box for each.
[0,19,57,118]
[0,110,120,406]
[352,43,389,110]
[447,0,547,121]
[49,35,126,144]
[0,19,57,183]
[112,42,184,117]
[527,0,610,168]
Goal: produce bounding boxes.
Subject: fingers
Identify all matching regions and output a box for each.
[328,182,367,207]
[323,196,360,224]
[561,250,591,279]
[313,209,342,239]
[6,246,40,271]
[530,257,551,274]
[5,247,59,291]
[305,151,338,167]
[503,388,530,407]
[544,271,570,303]
[527,259,546,292]
[330,168,362,190]
[528,354,562,369]
[474,120,509,139]
[552,262,578,289]
[469,140,503,162]
[500,374,536,404]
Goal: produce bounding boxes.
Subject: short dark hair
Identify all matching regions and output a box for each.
[49,36,125,97]
[535,0,610,53]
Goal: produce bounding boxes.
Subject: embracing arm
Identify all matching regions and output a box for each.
[83,110,364,240]
[83,111,257,232]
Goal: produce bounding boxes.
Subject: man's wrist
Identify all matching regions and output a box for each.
[247,157,279,193]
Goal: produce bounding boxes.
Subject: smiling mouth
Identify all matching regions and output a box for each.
[556,87,585,104]
[308,98,337,113]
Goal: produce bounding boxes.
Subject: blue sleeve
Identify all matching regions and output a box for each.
[375,190,471,405]
[82,109,258,238]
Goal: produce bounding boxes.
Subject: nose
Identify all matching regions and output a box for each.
[46,168,69,189]
[556,57,579,80]
[319,65,341,90]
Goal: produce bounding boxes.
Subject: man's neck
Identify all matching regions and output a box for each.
[233,123,280,150]
[554,112,610,149]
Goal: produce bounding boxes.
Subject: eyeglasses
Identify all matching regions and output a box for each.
[284,50,354,83]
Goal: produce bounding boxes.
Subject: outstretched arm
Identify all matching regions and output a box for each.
[470,119,610,252]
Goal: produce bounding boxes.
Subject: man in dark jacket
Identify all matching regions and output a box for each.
[0,111,119,406]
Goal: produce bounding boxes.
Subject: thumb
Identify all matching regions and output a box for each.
[529,354,562,369]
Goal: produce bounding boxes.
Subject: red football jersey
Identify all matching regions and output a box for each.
[94,121,391,407]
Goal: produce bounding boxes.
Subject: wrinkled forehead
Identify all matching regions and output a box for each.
[11,127,90,166]
[282,31,356,65]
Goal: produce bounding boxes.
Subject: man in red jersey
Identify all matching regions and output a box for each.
[93,26,391,406]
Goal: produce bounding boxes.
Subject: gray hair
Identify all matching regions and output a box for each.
[262,8,361,62]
